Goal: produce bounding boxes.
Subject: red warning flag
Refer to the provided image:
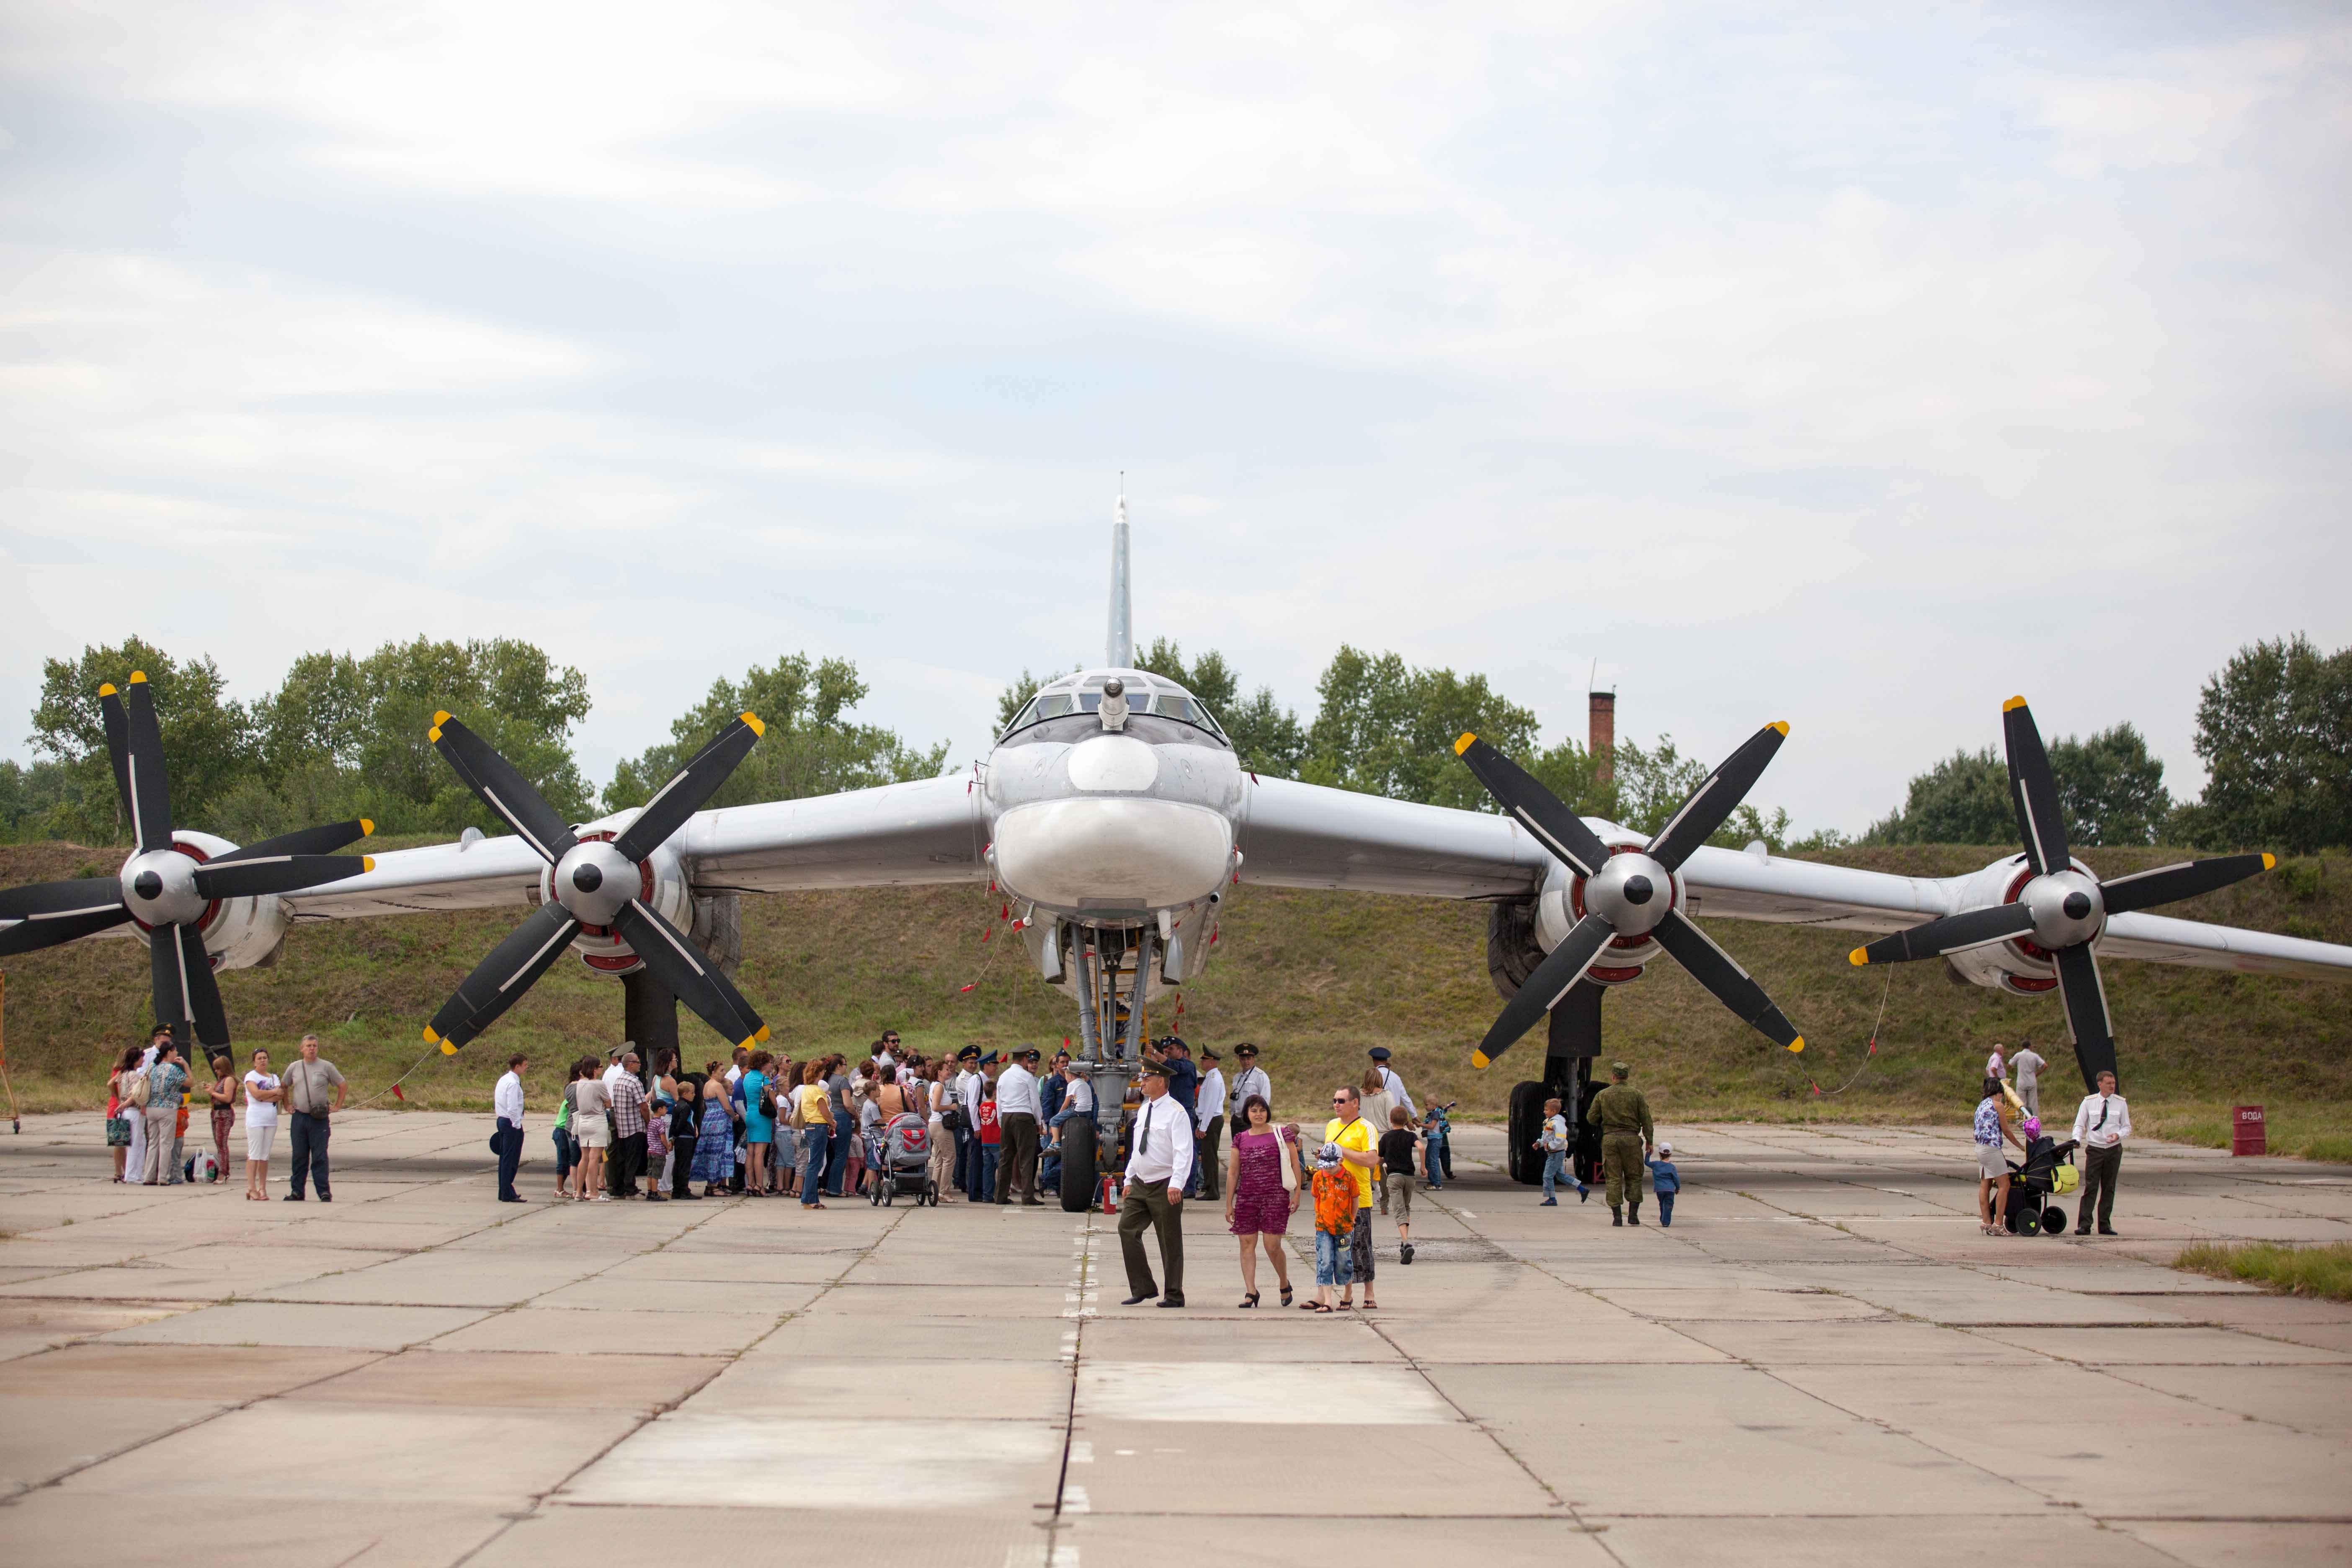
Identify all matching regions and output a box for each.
[389,1083,405,1102]
[959,983,978,993]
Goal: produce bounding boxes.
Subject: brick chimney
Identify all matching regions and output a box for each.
[1589,691,1615,784]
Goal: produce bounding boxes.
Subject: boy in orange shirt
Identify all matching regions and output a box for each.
[1307,1142,1356,1313]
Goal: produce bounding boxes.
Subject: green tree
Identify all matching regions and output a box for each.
[607,653,948,812]
[1607,735,1792,848]
[28,639,257,843]
[1135,637,1307,776]
[0,758,75,843]
[1298,646,1540,812]
[1867,748,2019,846]
[2050,724,2171,847]
[2184,634,2352,854]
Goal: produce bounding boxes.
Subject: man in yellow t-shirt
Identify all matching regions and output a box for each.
[1324,1085,1381,1309]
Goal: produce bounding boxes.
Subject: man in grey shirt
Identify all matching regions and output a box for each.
[282,1033,347,1202]
[2009,1039,2048,1119]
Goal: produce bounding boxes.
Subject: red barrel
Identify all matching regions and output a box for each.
[2232,1105,2267,1156]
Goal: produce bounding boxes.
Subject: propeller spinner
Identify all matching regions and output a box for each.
[1454,721,1807,1068]
[419,709,771,1053]
[1849,696,2275,1090]
[0,673,373,1048]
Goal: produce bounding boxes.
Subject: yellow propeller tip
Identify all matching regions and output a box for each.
[2001,694,2028,713]
[1787,1037,1805,1053]
[422,1026,439,1044]
[129,670,148,683]
[98,682,117,697]
[433,710,451,726]
[740,711,766,737]
[2262,852,2277,870]
[427,727,442,743]
[1453,732,1477,755]
[359,819,375,836]
[1848,948,1870,966]
[1470,1050,1491,1070]
[1769,721,1790,737]
[361,856,376,873]
[756,1024,772,1041]
[440,1041,458,1056]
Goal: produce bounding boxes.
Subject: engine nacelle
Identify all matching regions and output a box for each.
[1940,851,2104,996]
[535,809,694,979]
[1488,826,1686,1001]
[121,830,290,972]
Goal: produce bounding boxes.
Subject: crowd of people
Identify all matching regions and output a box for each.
[1972,1038,2132,1236]
[105,1027,345,1198]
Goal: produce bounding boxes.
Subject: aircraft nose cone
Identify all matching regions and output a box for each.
[573,863,604,892]
[1624,874,1654,905]
[133,870,162,900]
[2063,890,2092,921]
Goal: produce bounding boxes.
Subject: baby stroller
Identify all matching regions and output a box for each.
[2002,1134,2080,1236]
[868,1112,937,1206]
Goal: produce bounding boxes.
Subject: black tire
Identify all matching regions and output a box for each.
[2043,1205,2068,1236]
[2003,1205,2023,1234]
[1506,1080,1547,1186]
[1060,1118,1099,1212]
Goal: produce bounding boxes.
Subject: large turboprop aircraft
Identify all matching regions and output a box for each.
[5,494,2349,1198]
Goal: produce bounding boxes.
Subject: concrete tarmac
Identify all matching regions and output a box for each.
[2,1112,2349,1566]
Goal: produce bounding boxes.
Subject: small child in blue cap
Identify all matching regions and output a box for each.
[1646,1141,1680,1227]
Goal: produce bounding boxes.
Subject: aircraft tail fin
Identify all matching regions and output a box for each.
[1107,475,1132,668]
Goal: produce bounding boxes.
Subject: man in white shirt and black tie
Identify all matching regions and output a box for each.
[493,1053,529,1203]
[2070,1070,2131,1236]
[1119,1059,1191,1308]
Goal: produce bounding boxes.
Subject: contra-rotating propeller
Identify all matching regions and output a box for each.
[419,708,771,1053]
[0,672,373,1048]
[1454,721,1806,1067]
[1849,696,2275,1090]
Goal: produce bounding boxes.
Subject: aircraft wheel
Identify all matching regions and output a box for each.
[1060,1119,1099,1212]
[1506,1081,1547,1186]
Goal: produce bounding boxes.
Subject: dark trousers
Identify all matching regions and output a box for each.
[2080,1143,2122,1230]
[670,1132,696,1197]
[288,1111,331,1198]
[1656,1191,1676,1227]
[977,1142,999,1202]
[963,1126,989,1198]
[825,1111,853,1196]
[611,1131,647,1197]
[1194,1116,1224,1200]
[951,1127,972,1191]
[494,1120,523,1200]
[1117,1180,1184,1301]
[998,1113,1040,1202]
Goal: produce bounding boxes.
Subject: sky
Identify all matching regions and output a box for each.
[2,1,2347,836]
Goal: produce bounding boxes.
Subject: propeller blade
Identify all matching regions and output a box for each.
[611,898,769,1048]
[192,854,374,901]
[2001,697,2070,877]
[1453,734,1611,878]
[612,714,763,862]
[122,672,174,854]
[99,684,134,830]
[0,904,132,957]
[0,877,127,921]
[1644,722,1790,872]
[152,922,230,1049]
[1850,903,2037,966]
[428,714,579,866]
[423,902,582,1050]
[208,818,374,864]
[1650,909,1805,1051]
[2053,943,2118,1090]
[1471,913,1615,1069]
[2100,853,2276,916]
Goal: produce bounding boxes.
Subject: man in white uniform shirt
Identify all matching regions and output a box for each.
[1119,1060,1191,1309]
[1193,1048,1227,1202]
[995,1047,1045,1205]
[2069,1070,2131,1236]
[953,1046,985,1197]
[1228,1043,1271,1126]
[493,1053,529,1203]
[1369,1047,1416,1119]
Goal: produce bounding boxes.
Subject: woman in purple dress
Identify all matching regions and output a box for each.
[1224,1094,1302,1309]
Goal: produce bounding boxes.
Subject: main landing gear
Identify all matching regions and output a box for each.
[1504,979,1605,1188]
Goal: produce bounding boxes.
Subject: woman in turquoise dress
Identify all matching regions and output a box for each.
[741,1050,775,1195]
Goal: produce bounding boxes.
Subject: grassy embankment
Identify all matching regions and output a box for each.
[2176,1241,2352,1300]
[1,841,2347,1151]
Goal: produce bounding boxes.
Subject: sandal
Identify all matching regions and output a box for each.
[1362,1299,1379,1310]
[1238,1292,1261,1310]
[1308,1302,1334,1313]
[1279,1283,1294,1307]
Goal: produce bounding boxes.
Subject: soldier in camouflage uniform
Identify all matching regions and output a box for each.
[1584,1061,1656,1227]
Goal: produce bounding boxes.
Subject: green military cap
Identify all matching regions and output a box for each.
[1610,1060,1630,1075]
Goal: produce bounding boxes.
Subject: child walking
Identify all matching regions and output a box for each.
[1307,1142,1356,1313]
[1380,1107,1418,1266]
[1647,1141,1681,1228]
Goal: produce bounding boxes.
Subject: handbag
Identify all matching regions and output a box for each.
[124,1071,151,1109]
[106,1115,132,1148]
[1276,1124,1298,1193]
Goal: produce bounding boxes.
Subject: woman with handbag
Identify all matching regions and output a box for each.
[206,1055,237,1183]
[106,1047,141,1181]
[741,1051,776,1196]
[242,1048,283,1200]
[794,1061,833,1209]
[1223,1094,1301,1309]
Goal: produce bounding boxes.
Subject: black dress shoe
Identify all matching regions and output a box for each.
[282,1194,304,1201]
[2074,1227,2092,1236]
[1157,1296,1186,1309]
[1122,1291,1157,1306]
[2098,1227,2118,1236]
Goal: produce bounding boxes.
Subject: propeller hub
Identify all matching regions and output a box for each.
[1583,852,1673,937]
[2020,868,2104,951]
[552,840,636,927]
[119,849,204,927]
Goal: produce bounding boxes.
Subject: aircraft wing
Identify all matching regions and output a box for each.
[1675,844,1962,934]
[1237,775,1551,899]
[2094,911,2352,982]
[285,772,984,920]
